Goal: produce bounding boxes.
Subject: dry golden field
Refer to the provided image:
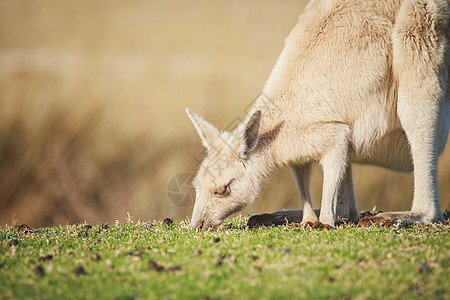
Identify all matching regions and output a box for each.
[0,0,449,226]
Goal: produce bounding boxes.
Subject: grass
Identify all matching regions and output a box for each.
[0,0,449,227]
[1,217,449,299]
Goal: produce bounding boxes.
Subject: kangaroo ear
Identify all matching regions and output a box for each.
[186,108,219,150]
[239,110,261,159]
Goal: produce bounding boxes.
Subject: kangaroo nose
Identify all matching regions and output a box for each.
[200,220,212,230]
[190,219,203,230]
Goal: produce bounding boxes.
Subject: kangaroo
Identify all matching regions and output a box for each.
[186,0,449,230]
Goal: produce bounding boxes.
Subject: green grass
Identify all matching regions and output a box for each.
[1,218,449,300]
[1,0,449,227]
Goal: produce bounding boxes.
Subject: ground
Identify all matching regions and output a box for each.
[1,216,449,299]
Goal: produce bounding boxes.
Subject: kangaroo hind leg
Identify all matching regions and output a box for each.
[359,0,448,227]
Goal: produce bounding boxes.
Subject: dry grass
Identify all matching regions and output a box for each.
[0,0,449,226]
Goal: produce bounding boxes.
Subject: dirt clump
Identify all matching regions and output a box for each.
[39,255,53,261]
[34,265,44,276]
[72,266,86,275]
[166,266,182,273]
[16,224,31,232]
[90,253,101,261]
[8,239,19,246]
[163,218,173,226]
[148,260,164,272]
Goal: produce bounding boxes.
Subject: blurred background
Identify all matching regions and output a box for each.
[0,0,449,227]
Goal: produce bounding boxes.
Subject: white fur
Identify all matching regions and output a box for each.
[187,0,449,229]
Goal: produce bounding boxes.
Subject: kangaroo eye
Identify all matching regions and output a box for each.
[213,180,234,197]
[214,186,228,196]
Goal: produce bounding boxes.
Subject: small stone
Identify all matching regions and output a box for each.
[280,248,291,255]
[148,260,164,272]
[72,266,86,275]
[213,237,220,243]
[163,218,173,226]
[34,265,44,276]
[8,239,19,246]
[90,253,101,261]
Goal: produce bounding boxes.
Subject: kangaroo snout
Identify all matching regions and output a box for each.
[190,218,215,230]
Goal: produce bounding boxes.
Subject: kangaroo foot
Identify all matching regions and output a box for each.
[247,213,286,228]
[247,209,309,228]
[248,209,322,228]
[357,212,431,228]
[358,214,396,227]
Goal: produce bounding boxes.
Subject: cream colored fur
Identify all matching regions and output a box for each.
[187,0,449,229]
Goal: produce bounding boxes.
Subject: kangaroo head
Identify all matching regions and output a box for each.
[186,108,262,230]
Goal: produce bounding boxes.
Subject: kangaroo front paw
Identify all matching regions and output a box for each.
[301,221,333,230]
[357,214,396,227]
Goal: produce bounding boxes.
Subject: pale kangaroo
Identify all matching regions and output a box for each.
[186,0,450,230]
